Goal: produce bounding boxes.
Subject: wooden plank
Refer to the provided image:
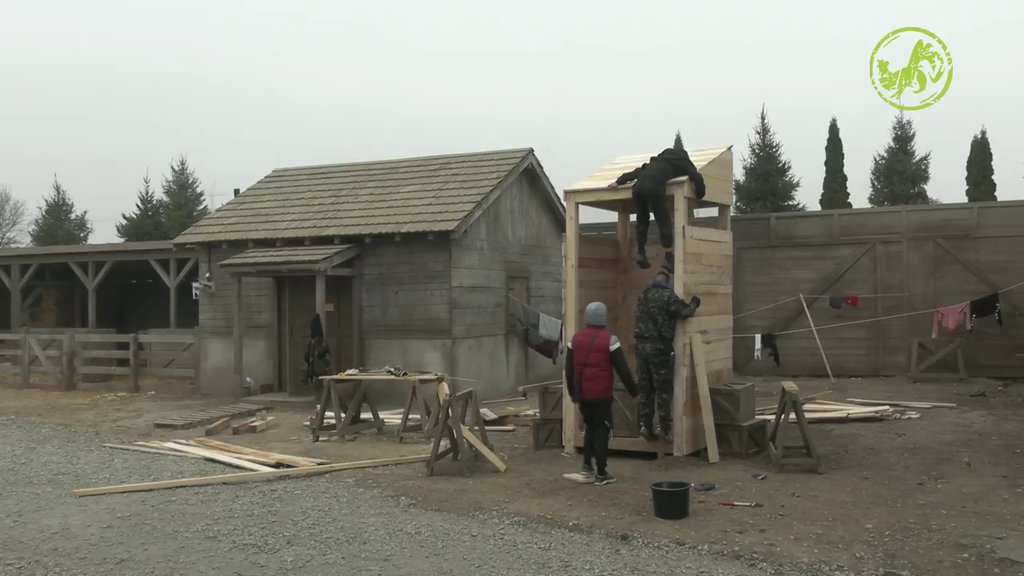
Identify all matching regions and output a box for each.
[232,418,258,435]
[72,454,431,497]
[800,294,835,384]
[162,441,280,466]
[76,366,131,376]
[690,334,719,463]
[204,417,233,436]
[845,398,957,409]
[102,443,204,459]
[247,417,275,433]
[143,368,197,378]
[75,350,131,360]
[770,242,874,334]
[158,443,275,471]
[563,200,579,452]
[191,438,322,467]
[672,193,689,455]
[138,333,198,344]
[686,226,731,243]
[460,425,507,472]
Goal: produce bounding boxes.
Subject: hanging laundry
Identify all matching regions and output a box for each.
[513,301,561,363]
[932,302,970,339]
[844,295,860,308]
[753,334,762,360]
[538,312,562,342]
[970,293,1002,328]
[760,333,780,366]
[828,295,844,310]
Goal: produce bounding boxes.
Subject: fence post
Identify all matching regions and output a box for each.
[20,333,30,388]
[62,332,75,390]
[129,333,140,393]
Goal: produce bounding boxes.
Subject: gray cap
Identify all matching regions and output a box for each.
[584,302,608,327]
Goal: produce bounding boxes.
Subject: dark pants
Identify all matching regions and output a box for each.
[580,399,613,474]
[636,339,674,431]
[632,180,673,253]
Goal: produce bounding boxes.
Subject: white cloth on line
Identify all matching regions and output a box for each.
[754,334,762,360]
[538,313,562,342]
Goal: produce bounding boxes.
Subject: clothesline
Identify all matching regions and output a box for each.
[733,278,1024,338]
[733,293,909,319]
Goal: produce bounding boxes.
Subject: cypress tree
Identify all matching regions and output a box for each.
[819,117,852,210]
[965,127,997,202]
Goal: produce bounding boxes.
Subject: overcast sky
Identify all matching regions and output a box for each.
[1,0,1020,242]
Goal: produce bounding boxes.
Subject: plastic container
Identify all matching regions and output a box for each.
[650,481,691,520]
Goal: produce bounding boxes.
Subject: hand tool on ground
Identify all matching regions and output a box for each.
[719,500,762,508]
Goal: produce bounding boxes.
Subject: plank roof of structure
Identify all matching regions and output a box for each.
[218,245,359,271]
[174,148,561,244]
[565,147,732,192]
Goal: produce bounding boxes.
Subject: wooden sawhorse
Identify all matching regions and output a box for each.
[311,375,387,442]
[396,377,445,443]
[766,381,822,473]
[427,384,507,477]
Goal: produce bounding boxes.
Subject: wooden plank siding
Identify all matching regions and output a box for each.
[732,201,1024,378]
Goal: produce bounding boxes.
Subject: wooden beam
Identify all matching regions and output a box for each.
[87,261,97,329]
[935,238,1021,313]
[233,275,244,390]
[72,454,430,497]
[460,425,507,472]
[94,261,114,287]
[0,266,10,290]
[772,243,874,334]
[158,443,275,471]
[101,443,204,459]
[9,264,21,329]
[68,262,90,287]
[174,257,198,286]
[149,259,171,286]
[191,438,323,468]
[351,259,362,367]
[800,294,835,383]
[671,191,688,454]
[691,334,719,463]
[562,199,579,452]
[315,272,326,339]
[23,287,43,311]
[169,258,178,329]
[21,263,39,286]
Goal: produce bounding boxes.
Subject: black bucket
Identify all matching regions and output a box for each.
[650,481,691,520]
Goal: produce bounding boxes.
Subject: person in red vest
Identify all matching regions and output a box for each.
[565,301,639,486]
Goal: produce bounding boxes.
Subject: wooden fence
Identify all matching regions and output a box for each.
[0,330,199,390]
[731,200,1024,378]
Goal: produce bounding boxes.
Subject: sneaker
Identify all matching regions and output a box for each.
[657,426,673,443]
[593,473,617,486]
[639,424,655,440]
[580,463,595,478]
[635,251,651,269]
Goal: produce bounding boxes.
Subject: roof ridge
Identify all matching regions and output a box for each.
[271,148,534,173]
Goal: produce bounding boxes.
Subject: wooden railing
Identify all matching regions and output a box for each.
[0,330,199,391]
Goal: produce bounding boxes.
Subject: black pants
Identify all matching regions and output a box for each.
[580,399,613,474]
[632,180,673,253]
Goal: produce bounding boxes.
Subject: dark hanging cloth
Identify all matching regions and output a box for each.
[828,295,844,310]
[760,333,780,366]
[844,295,860,307]
[513,301,561,363]
[970,293,1002,327]
[310,313,325,339]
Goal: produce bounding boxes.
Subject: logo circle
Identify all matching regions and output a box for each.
[870,27,953,111]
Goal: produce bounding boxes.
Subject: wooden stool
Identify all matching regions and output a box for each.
[427,384,507,477]
[714,419,767,459]
[766,381,822,473]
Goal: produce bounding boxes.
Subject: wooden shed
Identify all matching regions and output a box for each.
[562,147,734,457]
[173,149,565,400]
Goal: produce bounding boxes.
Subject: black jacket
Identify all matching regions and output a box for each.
[616,147,706,199]
[634,281,701,342]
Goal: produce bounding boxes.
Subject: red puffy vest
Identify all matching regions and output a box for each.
[571,327,614,400]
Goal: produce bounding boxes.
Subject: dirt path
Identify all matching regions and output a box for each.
[1,376,1022,575]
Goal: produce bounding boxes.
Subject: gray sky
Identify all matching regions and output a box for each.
[2,0,1020,242]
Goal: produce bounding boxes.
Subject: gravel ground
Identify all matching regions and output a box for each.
[0,416,841,576]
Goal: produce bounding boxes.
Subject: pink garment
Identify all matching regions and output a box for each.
[932,303,970,338]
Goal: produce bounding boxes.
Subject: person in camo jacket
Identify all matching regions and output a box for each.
[564,301,639,486]
[634,270,701,442]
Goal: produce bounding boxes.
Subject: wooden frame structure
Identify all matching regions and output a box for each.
[562,147,734,457]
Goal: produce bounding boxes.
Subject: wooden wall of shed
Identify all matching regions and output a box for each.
[733,202,1024,378]
[450,166,563,398]
[197,246,276,395]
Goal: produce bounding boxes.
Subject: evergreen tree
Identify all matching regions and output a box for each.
[868,114,932,206]
[673,130,684,150]
[161,155,209,238]
[116,173,167,241]
[733,106,805,214]
[965,127,997,202]
[819,117,852,210]
[29,177,92,246]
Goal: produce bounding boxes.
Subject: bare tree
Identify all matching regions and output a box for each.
[0,185,27,247]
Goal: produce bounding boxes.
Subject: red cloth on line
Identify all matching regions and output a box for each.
[844,295,860,307]
[932,302,970,339]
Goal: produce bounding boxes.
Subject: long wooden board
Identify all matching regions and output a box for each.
[690,334,720,463]
[72,455,431,497]
[191,438,322,468]
[159,443,275,471]
[153,404,270,430]
[102,443,203,459]
[460,425,507,473]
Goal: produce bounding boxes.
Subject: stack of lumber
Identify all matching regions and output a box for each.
[756,395,955,424]
[103,438,328,470]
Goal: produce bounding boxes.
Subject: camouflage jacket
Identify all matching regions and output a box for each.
[634,281,699,342]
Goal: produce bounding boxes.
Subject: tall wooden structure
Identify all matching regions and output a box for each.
[562,147,734,456]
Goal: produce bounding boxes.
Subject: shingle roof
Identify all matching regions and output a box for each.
[565,147,731,191]
[174,149,535,244]
[219,245,357,269]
